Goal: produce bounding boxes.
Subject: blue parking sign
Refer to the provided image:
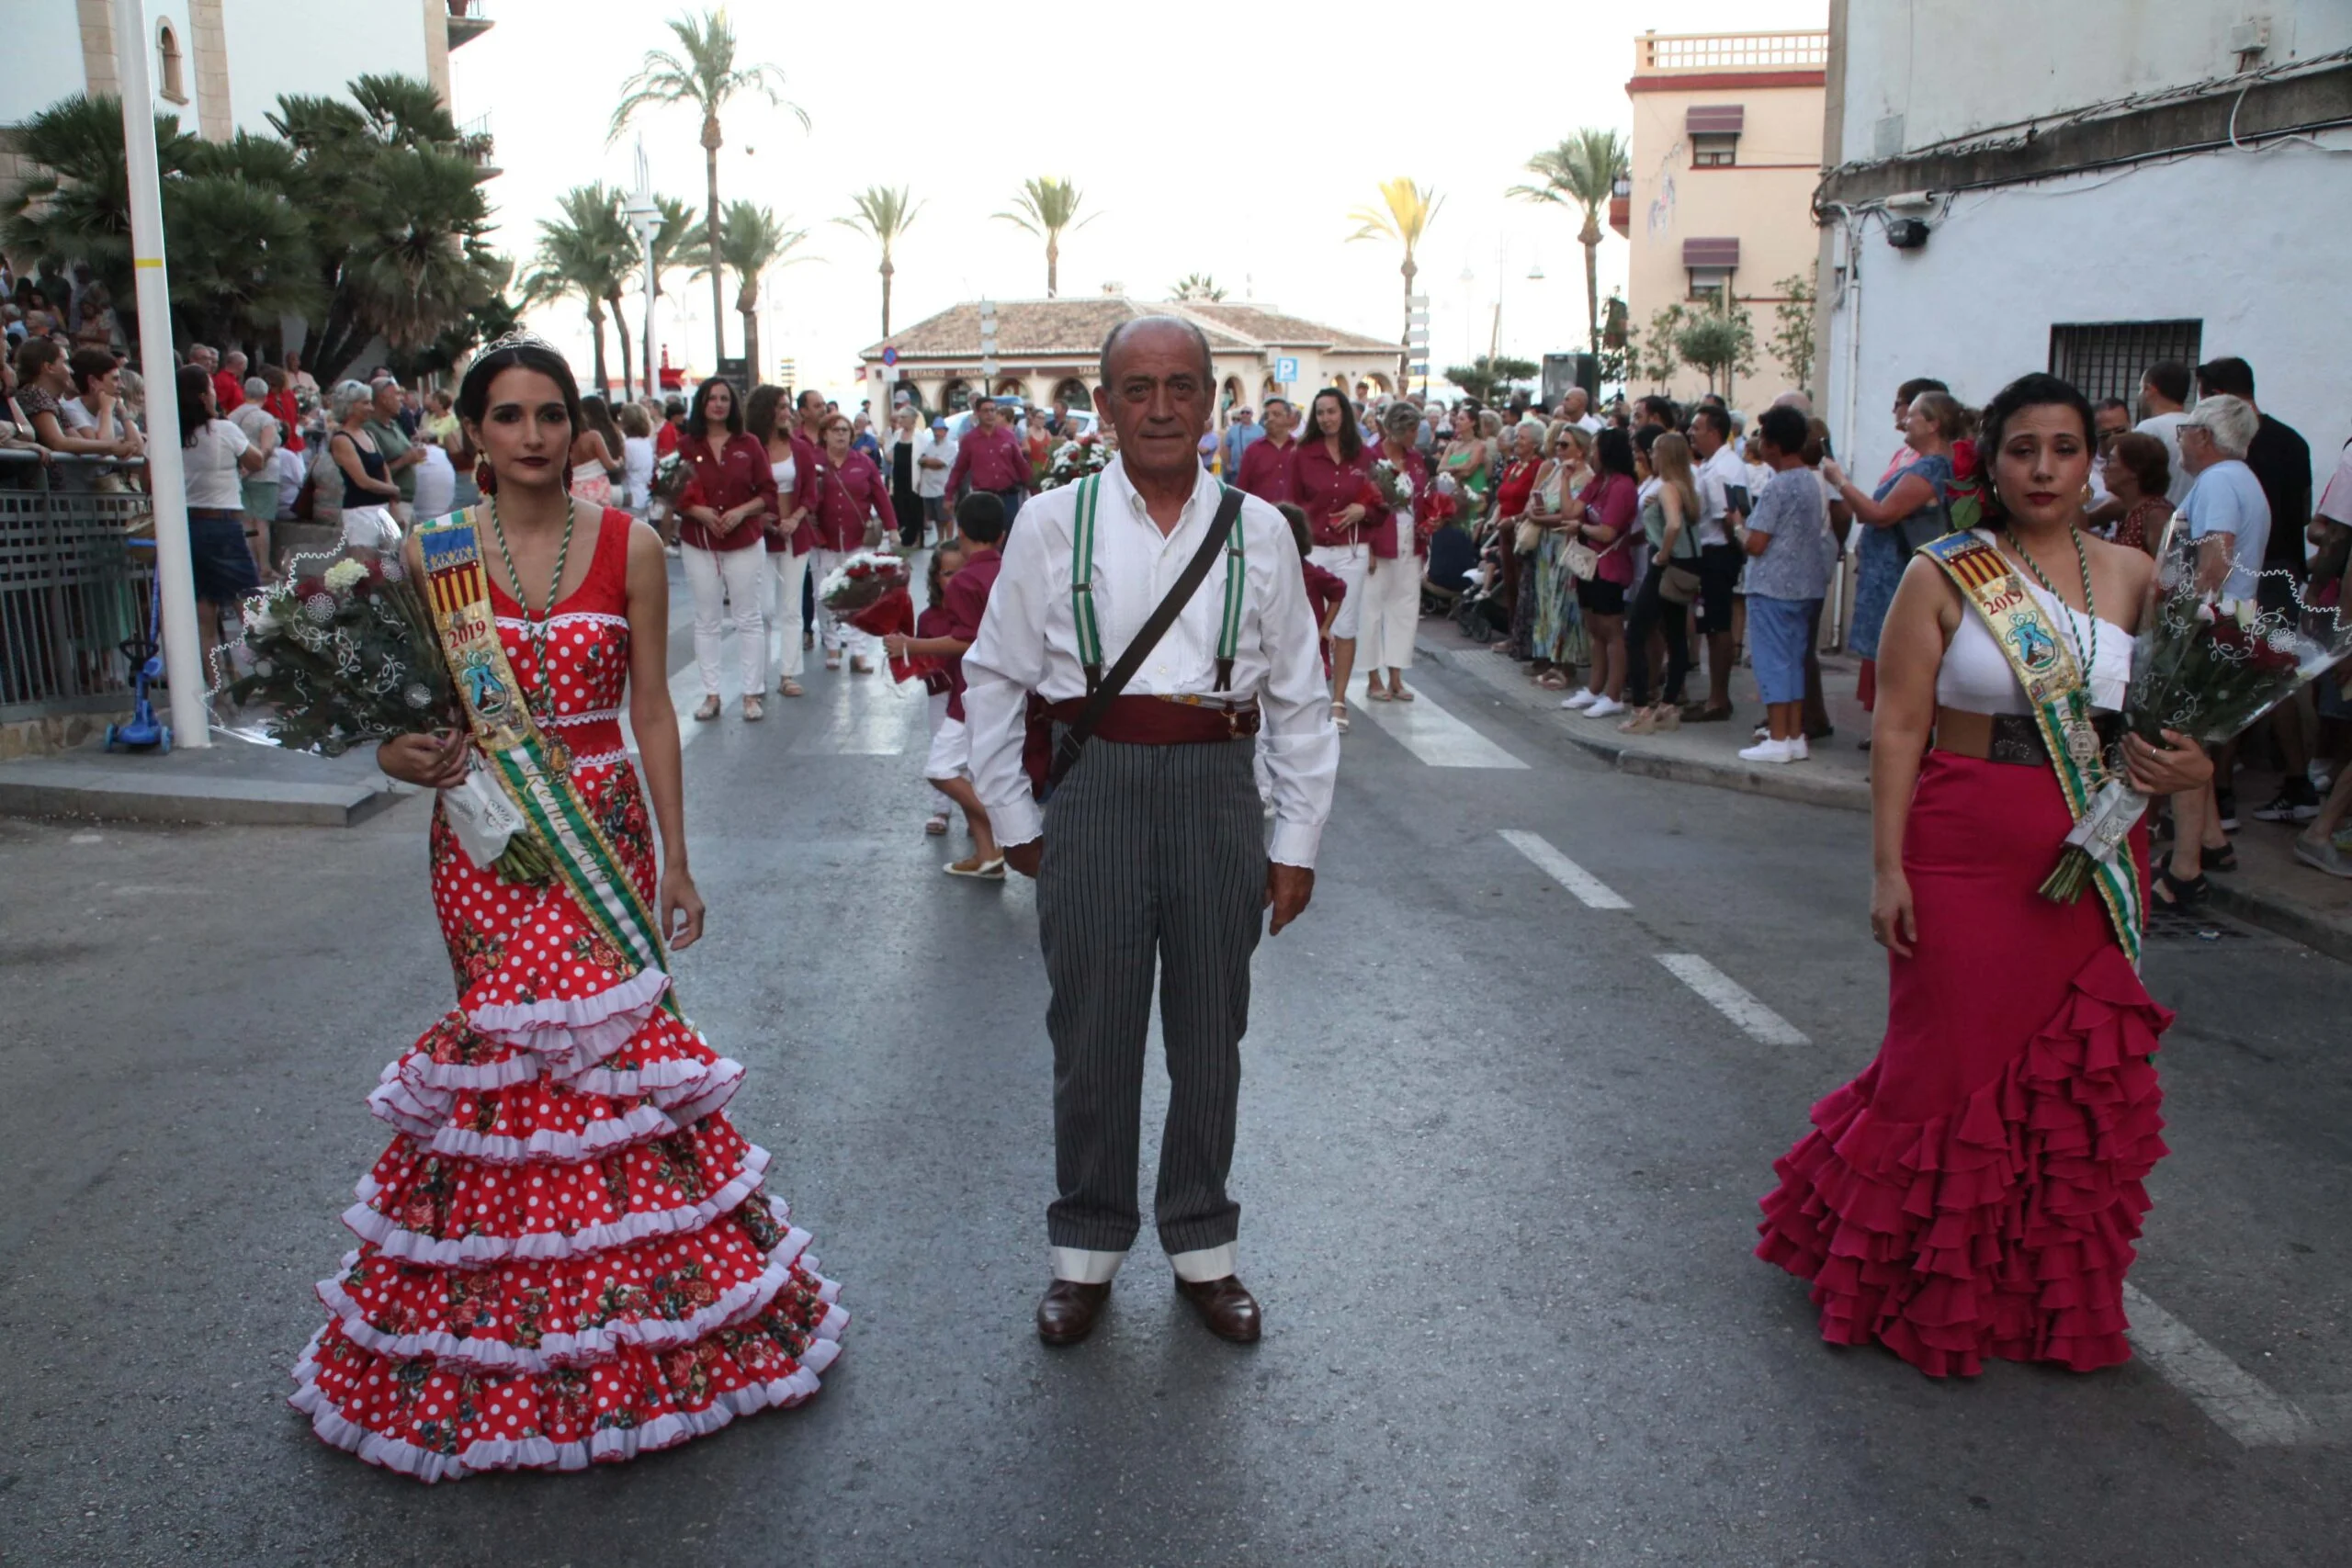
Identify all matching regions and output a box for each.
[1274,355,1299,384]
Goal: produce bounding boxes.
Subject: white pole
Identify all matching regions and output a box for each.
[115,0,209,747]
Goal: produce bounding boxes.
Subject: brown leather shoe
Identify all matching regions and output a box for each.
[1174,1275,1261,1343]
[1035,1279,1111,1346]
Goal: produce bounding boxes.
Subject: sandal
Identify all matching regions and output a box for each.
[741,695,764,721]
[2151,865,2210,911]
[1390,684,1415,702]
[1329,699,1351,734]
[1679,703,1734,724]
[779,678,804,697]
[693,694,722,722]
[944,854,1005,879]
[1536,669,1571,691]
[924,811,950,837]
[2204,842,2239,874]
[824,651,842,671]
[851,657,875,675]
[1365,683,1393,702]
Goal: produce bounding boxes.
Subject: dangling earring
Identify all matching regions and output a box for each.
[474,458,497,496]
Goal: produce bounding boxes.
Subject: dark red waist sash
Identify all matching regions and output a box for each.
[1044,694,1261,744]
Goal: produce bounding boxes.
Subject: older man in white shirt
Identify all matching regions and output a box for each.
[914,414,958,542]
[964,316,1336,1350]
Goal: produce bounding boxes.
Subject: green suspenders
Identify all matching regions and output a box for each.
[1070,475,1248,694]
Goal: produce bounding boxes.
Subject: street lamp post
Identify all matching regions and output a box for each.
[115,0,209,747]
[625,140,660,400]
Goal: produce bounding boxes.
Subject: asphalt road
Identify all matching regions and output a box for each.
[3,583,2348,1567]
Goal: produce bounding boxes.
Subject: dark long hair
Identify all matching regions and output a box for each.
[1306,388,1361,462]
[456,339,583,445]
[744,383,786,446]
[1591,424,1635,479]
[176,364,212,448]
[686,376,741,442]
[578,395,621,453]
[1976,372,2093,530]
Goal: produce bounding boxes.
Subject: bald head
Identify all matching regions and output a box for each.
[1100,314,1214,389]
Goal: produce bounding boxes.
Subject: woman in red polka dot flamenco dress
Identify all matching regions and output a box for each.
[289,338,843,1482]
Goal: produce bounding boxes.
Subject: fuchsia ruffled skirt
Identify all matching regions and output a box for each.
[1757,751,2172,1378]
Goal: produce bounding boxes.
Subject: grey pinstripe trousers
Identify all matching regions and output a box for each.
[1037,734,1266,1259]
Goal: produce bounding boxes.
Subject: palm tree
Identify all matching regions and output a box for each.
[833,185,922,337]
[609,9,807,367]
[1508,128,1631,360]
[1345,178,1442,386]
[684,199,808,385]
[519,184,637,395]
[1170,273,1226,301]
[994,177,1094,298]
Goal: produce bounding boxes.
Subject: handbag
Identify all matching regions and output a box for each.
[1513,515,1544,555]
[1562,539,1600,581]
[1659,562,1702,604]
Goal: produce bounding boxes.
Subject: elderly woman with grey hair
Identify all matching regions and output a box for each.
[326,378,403,549]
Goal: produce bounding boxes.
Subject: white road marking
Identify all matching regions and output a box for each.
[1346,674,1526,769]
[1498,829,1630,909]
[794,673,925,755]
[2120,1283,2321,1448]
[1655,954,1809,1045]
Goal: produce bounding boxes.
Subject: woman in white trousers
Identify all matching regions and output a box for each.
[674,377,779,720]
[1361,400,1431,701]
[748,386,814,697]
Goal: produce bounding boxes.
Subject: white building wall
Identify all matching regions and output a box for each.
[1824,134,2348,493]
[216,0,432,134]
[1840,1,2352,159]
[0,4,95,126]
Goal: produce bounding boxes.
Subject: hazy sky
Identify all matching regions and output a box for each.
[454,1,1827,403]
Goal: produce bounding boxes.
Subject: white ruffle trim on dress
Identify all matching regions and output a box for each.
[363,1060,746,1164]
[463,965,671,1059]
[314,1235,838,1375]
[288,1321,844,1483]
[342,1145,773,1266]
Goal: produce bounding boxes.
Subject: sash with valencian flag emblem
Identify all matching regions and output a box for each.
[418,511,681,1006]
[1923,530,2143,964]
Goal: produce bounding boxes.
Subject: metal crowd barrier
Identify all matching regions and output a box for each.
[0,451,156,722]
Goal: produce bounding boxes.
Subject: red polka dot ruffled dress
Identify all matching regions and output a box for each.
[289,509,843,1482]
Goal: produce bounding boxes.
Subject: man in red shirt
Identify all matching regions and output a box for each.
[653,394,685,457]
[1235,397,1298,505]
[884,491,1007,876]
[212,349,247,413]
[945,396,1035,527]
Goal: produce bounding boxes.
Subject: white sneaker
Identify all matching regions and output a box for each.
[1738,737,1800,764]
[1586,695,1627,719]
[1792,735,1810,760]
[1560,689,1599,711]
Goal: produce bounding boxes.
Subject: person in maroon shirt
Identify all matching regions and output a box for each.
[886,491,1008,876]
[1360,400,1434,702]
[946,396,1035,528]
[1289,387,1376,729]
[810,411,891,673]
[746,384,819,697]
[676,377,778,720]
[1235,396,1300,505]
[212,350,247,414]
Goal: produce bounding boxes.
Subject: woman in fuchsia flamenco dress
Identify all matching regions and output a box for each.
[289,338,842,1480]
[1756,374,2212,1378]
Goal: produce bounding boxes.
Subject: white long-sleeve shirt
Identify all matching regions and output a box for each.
[963,456,1339,867]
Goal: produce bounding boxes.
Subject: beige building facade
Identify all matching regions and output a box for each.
[858,298,1403,420]
[1619,29,1827,407]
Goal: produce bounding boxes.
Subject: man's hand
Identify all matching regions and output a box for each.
[1002,840,1043,878]
[1264,863,1315,934]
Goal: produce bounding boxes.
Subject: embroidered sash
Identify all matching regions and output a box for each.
[1069,475,1248,693]
[1921,531,2143,963]
[416,511,678,995]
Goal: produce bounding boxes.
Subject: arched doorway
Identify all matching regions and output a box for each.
[940,377,973,413]
[992,377,1027,400]
[1052,377,1090,412]
[1220,377,1242,417]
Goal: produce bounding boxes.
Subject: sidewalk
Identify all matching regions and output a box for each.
[1412,615,2352,964]
[0,731,408,828]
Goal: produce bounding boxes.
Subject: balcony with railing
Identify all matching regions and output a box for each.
[447,0,494,49]
[1634,30,1827,75]
[456,112,498,179]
